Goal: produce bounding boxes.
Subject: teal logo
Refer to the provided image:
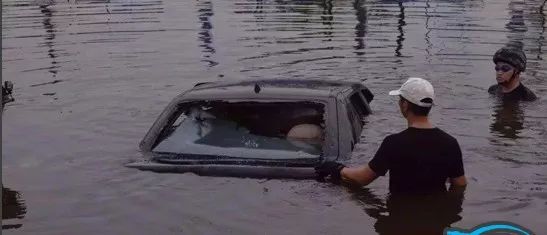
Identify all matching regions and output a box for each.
[445,222,533,235]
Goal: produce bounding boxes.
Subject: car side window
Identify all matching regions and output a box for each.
[349,92,367,124]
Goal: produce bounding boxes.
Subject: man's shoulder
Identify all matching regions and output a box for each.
[379,131,407,146]
[521,84,538,101]
[388,128,457,142]
[488,84,499,94]
[388,128,413,138]
[382,133,398,143]
[433,128,458,143]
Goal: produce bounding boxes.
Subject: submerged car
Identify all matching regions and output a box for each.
[127,79,374,178]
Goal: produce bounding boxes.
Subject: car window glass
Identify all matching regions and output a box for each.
[152,101,326,159]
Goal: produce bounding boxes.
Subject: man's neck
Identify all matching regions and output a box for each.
[500,75,521,93]
[407,115,433,129]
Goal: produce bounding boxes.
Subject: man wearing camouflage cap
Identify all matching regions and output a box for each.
[489,46,537,101]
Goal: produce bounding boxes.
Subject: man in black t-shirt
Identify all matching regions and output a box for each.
[317,77,467,194]
[489,47,537,101]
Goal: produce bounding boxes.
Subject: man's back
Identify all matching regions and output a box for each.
[318,77,467,194]
[369,127,464,194]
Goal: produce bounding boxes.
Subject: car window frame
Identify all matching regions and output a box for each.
[336,95,354,158]
[346,99,362,143]
[143,98,334,160]
[349,91,369,122]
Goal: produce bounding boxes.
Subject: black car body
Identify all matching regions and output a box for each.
[127,79,374,178]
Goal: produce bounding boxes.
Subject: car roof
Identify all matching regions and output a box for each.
[183,79,364,100]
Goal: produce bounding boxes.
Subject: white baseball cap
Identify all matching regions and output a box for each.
[388,77,435,107]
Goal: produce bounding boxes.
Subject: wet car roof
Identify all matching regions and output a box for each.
[183,79,362,100]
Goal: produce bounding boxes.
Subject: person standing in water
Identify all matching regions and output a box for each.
[316,77,467,194]
[488,46,537,101]
[2,81,14,108]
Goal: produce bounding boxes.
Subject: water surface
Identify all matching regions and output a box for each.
[2,0,547,234]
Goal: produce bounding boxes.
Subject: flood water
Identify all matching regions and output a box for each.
[2,0,547,234]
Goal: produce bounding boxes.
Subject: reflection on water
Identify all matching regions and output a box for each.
[320,0,333,39]
[352,188,464,235]
[40,4,59,79]
[394,1,405,57]
[490,99,524,139]
[505,0,526,49]
[197,0,218,68]
[353,0,367,55]
[536,0,546,60]
[2,186,27,230]
[424,0,432,59]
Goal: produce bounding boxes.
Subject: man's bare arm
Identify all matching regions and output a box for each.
[340,164,379,186]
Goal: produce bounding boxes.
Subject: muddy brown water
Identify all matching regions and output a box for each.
[2,0,547,234]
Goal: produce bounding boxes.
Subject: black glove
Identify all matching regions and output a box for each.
[315,161,346,180]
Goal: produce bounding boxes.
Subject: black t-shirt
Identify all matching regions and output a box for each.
[488,83,537,101]
[368,127,464,194]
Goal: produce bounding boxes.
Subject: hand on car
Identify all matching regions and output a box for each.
[315,161,346,180]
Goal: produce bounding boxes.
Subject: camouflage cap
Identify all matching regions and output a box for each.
[493,47,527,72]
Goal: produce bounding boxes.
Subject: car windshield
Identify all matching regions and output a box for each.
[152,101,326,160]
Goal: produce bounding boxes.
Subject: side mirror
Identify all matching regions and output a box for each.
[362,88,374,103]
